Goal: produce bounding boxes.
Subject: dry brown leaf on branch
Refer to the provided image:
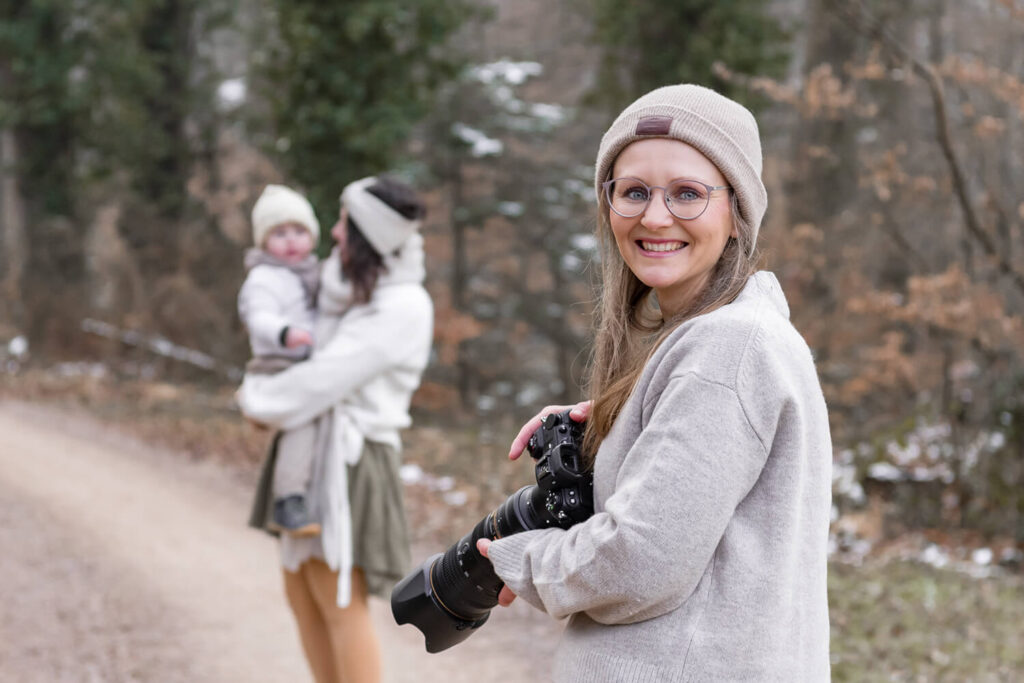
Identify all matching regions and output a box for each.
[432,307,486,365]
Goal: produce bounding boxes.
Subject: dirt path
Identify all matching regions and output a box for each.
[0,400,558,682]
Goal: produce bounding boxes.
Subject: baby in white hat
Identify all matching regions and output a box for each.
[238,184,322,536]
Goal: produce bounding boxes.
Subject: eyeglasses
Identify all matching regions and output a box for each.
[601,177,730,220]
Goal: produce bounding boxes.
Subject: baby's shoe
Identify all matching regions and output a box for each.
[269,494,321,537]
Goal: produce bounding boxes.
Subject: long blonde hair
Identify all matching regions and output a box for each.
[583,192,758,456]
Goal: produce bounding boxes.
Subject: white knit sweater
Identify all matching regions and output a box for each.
[488,272,832,682]
[237,259,316,360]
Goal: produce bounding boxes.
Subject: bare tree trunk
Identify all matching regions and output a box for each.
[0,128,27,329]
[451,173,467,310]
[547,250,579,404]
[450,165,474,409]
[783,0,861,363]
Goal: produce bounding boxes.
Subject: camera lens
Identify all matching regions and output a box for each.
[425,488,531,622]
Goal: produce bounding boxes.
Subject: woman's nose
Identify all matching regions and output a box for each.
[640,189,675,229]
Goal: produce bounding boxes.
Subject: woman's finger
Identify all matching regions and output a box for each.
[508,401,593,460]
[568,400,593,422]
[508,405,572,460]
[497,585,517,607]
[476,539,517,606]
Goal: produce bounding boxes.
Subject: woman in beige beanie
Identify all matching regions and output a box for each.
[481,85,833,681]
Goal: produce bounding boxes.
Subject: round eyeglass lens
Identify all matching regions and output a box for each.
[664,179,711,219]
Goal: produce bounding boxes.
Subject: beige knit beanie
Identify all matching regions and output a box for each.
[251,184,320,246]
[594,84,767,245]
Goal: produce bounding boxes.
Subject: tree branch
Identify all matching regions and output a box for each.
[828,0,1024,295]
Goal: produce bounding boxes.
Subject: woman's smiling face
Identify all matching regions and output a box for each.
[608,138,735,317]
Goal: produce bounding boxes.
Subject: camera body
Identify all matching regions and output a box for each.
[391,410,593,653]
[524,409,593,526]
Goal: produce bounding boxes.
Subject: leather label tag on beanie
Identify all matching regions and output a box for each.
[635,115,673,136]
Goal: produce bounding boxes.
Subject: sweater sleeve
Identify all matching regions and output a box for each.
[236,289,431,430]
[238,270,289,348]
[488,372,769,624]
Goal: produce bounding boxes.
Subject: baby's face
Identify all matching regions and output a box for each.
[264,222,315,263]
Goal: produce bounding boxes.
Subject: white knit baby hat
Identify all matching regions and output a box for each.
[251,184,321,246]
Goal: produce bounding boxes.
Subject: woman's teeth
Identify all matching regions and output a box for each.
[640,241,685,252]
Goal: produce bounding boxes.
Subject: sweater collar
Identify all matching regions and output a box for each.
[738,271,790,320]
[379,232,426,287]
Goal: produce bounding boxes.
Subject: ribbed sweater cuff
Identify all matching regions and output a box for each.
[487,532,535,581]
[487,530,559,611]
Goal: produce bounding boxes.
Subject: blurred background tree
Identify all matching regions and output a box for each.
[0,0,232,355]
[250,0,477,233]
[585,0,790,111]
[713,0,1024,541]
[416,57,593,413]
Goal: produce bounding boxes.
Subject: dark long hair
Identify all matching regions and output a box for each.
[342,176,426,303]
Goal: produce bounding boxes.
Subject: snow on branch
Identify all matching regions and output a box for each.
[81,318,242,381]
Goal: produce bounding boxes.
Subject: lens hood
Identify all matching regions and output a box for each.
[390,553,490,653]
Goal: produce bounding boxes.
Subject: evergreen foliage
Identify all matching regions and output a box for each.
[0,0,229,348]
[0,0,81,216]
[586,0,790,111]
[253,0,477,233]
[0,0,224,220]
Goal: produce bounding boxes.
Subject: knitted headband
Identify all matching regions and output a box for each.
[594,84,767,246]
[251,184,320,246]
[340,176,422,255]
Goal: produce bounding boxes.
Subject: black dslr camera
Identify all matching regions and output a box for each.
[391,410,593,653]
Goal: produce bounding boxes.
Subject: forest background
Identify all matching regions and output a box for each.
[2,0,1023,678]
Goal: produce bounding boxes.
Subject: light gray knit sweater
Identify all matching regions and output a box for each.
[489,271,832,682]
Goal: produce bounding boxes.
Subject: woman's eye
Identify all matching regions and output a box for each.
[621,186,649,201]
[670,184,705,202]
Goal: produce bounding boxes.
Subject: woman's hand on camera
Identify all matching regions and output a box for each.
[508,400,592,460]
[476,539,517,606]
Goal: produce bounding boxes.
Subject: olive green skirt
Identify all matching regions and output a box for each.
[249,433,411,599]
